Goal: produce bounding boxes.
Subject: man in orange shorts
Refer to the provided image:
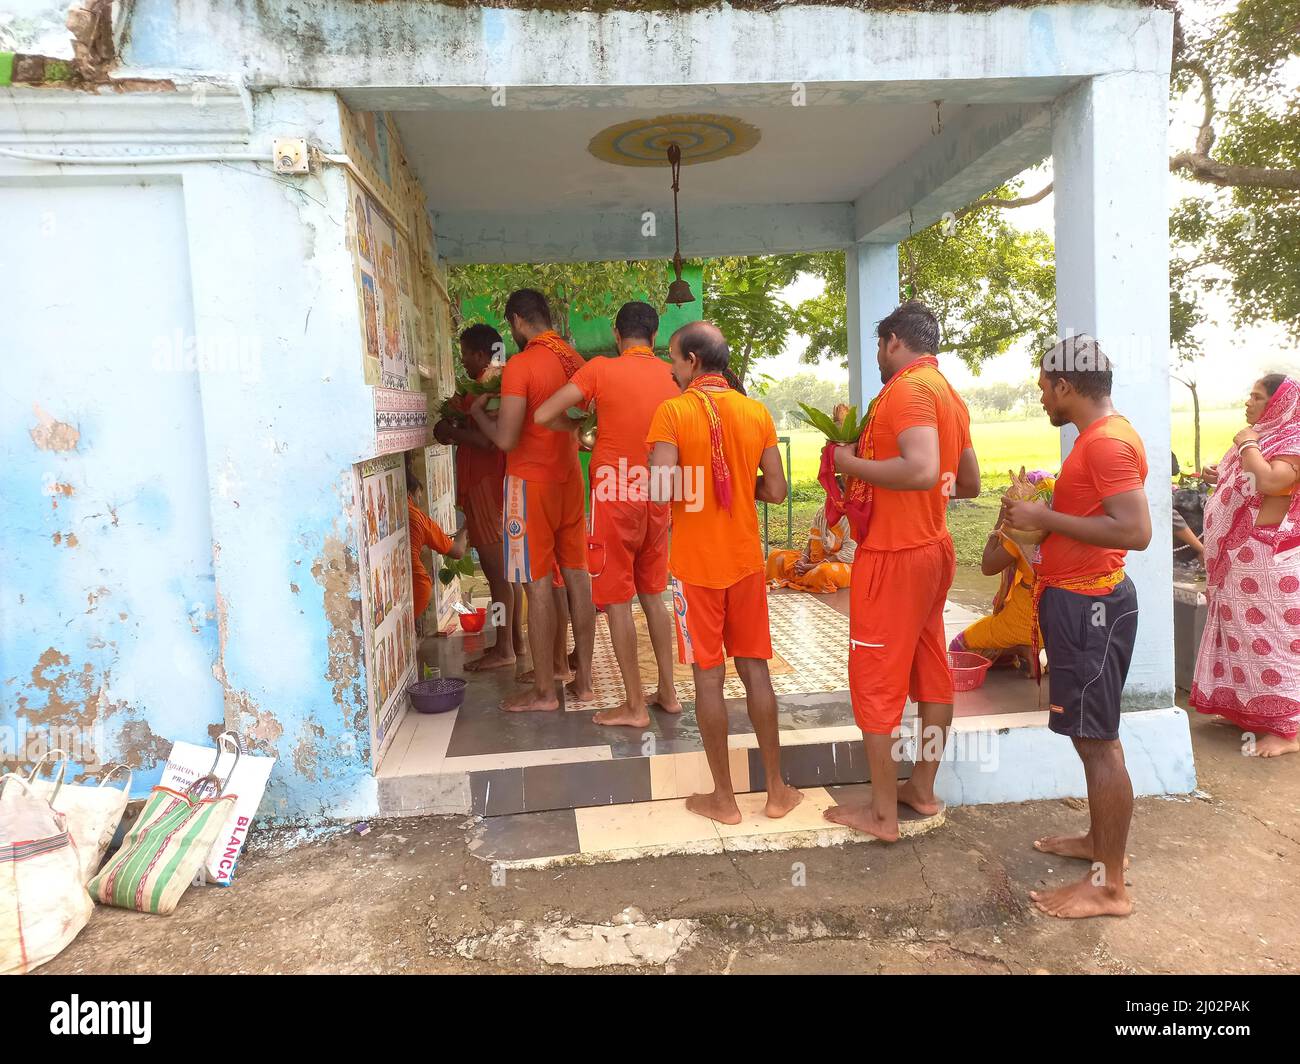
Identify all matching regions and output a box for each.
[536,301,682,728]
[469,289,596,711]
[826,301,980,842]
[433,323,522,671]
[647,321,802,825]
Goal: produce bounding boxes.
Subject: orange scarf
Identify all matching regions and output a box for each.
[530,330,583,380]
[1030,568,1126,685]
[841,355,939,539]
[687,372,733,512]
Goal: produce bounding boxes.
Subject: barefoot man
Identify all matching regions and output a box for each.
[1005,335,1150,919]
[468,289,597,710]
[647,321,802,824]
[434,323,522,671]
[825,301,980,842]
[535,301,683,727]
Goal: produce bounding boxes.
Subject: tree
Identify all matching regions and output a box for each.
[958,0,1300,352]
[1168,0,1300,351]
[702,254,816,386]
[792,182,1058,371]
[760,372,850,428]
[447,261,673,340]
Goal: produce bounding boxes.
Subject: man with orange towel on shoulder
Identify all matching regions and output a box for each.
[648,321,802,825]
[468,289,596,712]
[824,301,980,842]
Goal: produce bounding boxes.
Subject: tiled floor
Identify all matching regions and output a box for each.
[470,783,946,869]
[376,588,1043,816]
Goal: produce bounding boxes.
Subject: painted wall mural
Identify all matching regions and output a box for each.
[424,442,460,633]
[357,452,415,766]
[340,102,462,769]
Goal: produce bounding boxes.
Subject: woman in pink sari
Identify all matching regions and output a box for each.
[1191,374,1300,756]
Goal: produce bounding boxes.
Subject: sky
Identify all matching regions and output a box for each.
[751,0,1299,411]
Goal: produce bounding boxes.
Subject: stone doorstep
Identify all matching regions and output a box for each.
[469,788,945,870]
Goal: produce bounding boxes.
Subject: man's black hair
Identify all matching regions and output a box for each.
[1040,334,1113,399]
[504,288,552,327]
[876,300,940,355]
[614,301,659,344]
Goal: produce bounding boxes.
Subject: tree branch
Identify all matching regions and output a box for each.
[1168,55,1300,191]
[955,183,1053,220]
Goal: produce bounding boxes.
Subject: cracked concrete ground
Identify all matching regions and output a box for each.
[40,713,1298,974]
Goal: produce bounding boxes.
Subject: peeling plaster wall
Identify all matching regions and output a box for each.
[1,88,386,824]
[183,89,380,822]
[1,175,227,786]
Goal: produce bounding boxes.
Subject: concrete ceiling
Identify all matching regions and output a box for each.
[393,100,1012,214]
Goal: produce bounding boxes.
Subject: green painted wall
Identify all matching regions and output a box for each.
[459,263,704,358]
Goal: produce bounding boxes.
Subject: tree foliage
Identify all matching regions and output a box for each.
[1169,0,1300,354]
[701,254,816,385]
[792,181,1057,372]
[760,372,850,429]
[447,261,672,339]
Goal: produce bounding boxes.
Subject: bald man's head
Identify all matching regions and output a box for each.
[668,320,730,389]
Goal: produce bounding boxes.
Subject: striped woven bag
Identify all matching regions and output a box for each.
[88,767,238,916]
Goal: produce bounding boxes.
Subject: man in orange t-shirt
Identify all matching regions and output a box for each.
[1005,334,1151,921]
[827,301,981,844]
[432,323,522,671]
[536,302,682,728]
[647,321,802,826]
[468,289,596,712]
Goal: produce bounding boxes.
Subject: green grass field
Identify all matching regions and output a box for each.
[764,408,1243,569]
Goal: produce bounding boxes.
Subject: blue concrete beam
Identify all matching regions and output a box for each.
[435,202,855,264]
[854,103,1052,243]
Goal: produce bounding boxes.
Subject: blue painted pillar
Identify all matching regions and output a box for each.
[845,242,899,412]
[1052,72,1174,707]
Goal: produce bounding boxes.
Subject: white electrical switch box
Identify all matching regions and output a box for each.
[273,138,309,175]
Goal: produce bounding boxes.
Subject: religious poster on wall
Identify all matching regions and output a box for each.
[356,452,415,766]
[424,442,461,633]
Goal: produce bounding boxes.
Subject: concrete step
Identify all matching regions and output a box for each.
[467,784,945,869]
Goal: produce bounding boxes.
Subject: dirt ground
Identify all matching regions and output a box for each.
[42,712,1298,975]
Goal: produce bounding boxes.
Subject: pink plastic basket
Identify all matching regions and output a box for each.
[948,651,993,692]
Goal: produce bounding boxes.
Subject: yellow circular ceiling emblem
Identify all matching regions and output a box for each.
[588,113,760,167]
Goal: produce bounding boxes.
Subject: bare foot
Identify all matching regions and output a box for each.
[823,802,899,842]
[516,666,573,685]
[897,778,943,816]
[500,688,559,713]
[1030,877,1132,919]
[565,678,596,702]
[764,782,804,819]
[649,689,683,714]
[592,702,650,728]
[1033,832,1095,860]
[1253,733,1300,758]
[1033,833,1132,870]
[685,791,742,825]
[464,651,516,672]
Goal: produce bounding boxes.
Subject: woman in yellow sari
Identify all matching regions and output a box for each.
[766,508,856,593]
[950,471,1053,671]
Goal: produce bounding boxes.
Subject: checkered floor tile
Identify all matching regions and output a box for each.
[576,593,850,711]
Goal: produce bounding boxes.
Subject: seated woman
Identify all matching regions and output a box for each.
[766,506,855,594]
[949,495,1042,673]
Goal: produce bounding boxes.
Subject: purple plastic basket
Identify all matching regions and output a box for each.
[408,677,467,714]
